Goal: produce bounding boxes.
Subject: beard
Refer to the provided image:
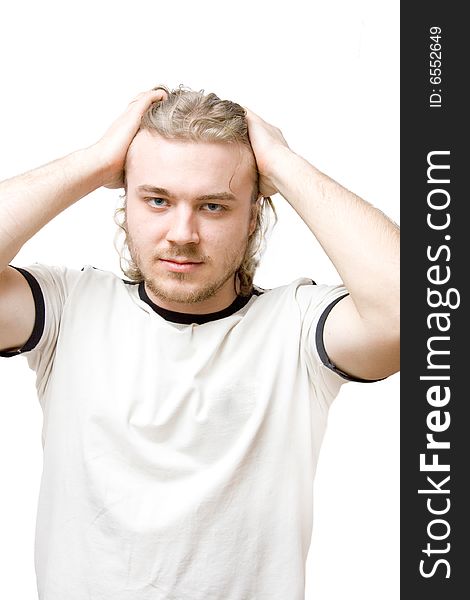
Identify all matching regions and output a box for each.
[126,233,249,306]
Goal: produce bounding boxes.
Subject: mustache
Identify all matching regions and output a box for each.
[154,248,209,263]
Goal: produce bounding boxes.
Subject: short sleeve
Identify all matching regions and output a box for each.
[294,279,378,394]
[1,263,82,389]
[0,266,46,358]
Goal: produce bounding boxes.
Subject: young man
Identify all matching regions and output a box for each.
[0,86,399,599]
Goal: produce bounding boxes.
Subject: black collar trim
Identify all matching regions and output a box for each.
[138,282,255,324]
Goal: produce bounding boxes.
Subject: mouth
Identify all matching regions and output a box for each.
[159,258,204,273]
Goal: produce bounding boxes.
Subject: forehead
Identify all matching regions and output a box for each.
[125,130,256,197]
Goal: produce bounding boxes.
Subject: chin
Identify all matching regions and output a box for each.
[146,277,219,305]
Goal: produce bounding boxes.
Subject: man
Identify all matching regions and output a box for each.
[0,85,399,599]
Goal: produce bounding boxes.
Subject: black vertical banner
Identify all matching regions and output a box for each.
[401,3,467,598]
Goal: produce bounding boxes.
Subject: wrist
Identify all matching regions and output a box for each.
[266,146,306,188]
[269,148,326,206]
[83,144,118,188]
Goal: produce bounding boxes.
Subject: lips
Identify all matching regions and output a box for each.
[160,258,203,265]
[158,258,204,273]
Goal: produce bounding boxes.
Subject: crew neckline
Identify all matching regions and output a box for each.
[138,282,254,324]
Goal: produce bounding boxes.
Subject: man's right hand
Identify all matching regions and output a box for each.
[92,87,168,189]
[0,86,168,354]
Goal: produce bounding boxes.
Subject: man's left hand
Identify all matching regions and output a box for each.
[244,107,291,198]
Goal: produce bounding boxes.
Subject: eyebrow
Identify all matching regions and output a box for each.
[136,185,238,202]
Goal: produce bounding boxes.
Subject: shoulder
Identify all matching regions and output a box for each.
[253,277,348,313]
[15,263,134,303]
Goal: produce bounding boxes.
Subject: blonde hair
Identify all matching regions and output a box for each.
[115,85,276,296]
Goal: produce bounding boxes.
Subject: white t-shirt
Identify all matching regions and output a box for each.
[2,264,363,600]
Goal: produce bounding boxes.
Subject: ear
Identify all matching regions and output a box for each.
[248,196,261,237]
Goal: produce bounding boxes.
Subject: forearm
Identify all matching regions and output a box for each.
[0,145,107,272]
[271,147,399,324]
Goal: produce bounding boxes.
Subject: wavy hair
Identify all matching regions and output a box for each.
[115,85,276,296]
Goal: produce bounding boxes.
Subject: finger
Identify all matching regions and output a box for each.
[152,84,170,96]
[128,88,168,108]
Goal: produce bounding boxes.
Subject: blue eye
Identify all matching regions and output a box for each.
[147,198,168,208]
[204,203,224,212]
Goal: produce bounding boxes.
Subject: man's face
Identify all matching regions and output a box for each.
[124,130,258,313]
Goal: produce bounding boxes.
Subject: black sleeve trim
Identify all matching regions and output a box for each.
[315,293,385,383]
[0,267,45,358]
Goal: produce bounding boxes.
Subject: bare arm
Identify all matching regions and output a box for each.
[246,108,399,381]
[0,88,167,353]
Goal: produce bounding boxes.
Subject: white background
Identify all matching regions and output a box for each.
[0,1,399,598]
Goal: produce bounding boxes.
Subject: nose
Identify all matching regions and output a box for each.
[165,207,200,245]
